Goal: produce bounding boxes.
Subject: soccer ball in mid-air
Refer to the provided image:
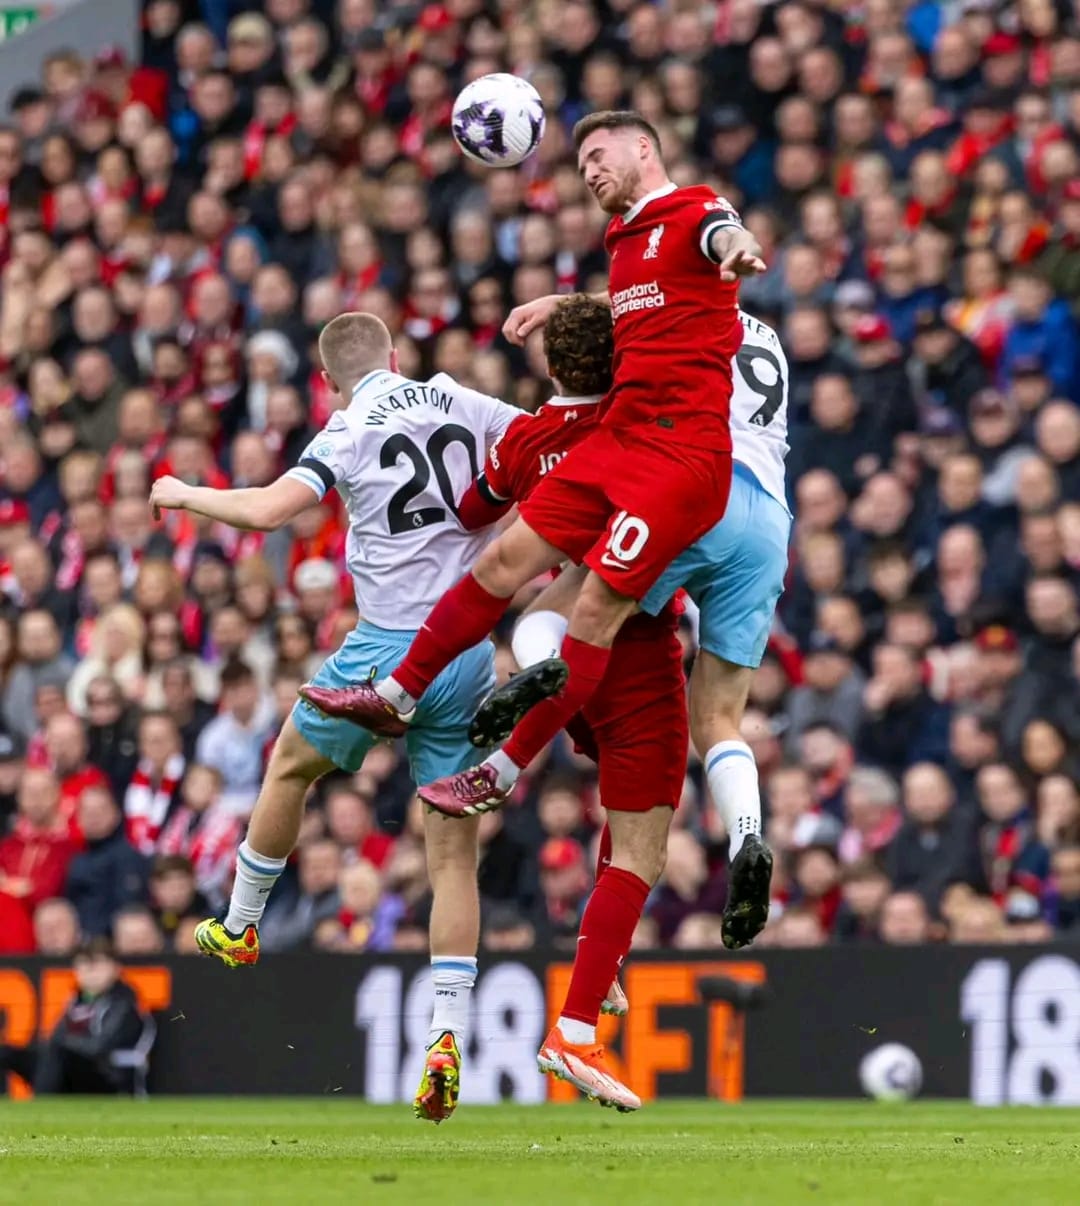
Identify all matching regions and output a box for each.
[452,73,545,167]
[859,1043,923,1102]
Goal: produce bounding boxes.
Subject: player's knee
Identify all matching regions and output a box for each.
[268,720,327,784]
[610,815,670,886]
[472,540,522,597]
[570,574,636,646]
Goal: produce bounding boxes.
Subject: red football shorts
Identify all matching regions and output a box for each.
[575,615,689,813]
[518,425,733,601]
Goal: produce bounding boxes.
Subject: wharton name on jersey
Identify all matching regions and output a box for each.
[360,375,459,427]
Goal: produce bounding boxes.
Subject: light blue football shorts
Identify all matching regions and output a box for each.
[292,621,495,780]
[639,462,791,668]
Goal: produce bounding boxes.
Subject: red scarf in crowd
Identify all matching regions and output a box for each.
[243,113,298,180]
[125,753,185,854]
[157,804,242,893]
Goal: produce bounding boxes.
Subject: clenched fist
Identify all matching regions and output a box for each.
[150,475,191,521]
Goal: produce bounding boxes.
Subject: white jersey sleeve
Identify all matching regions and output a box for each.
[285,411,359,500]
[729,311,791,512]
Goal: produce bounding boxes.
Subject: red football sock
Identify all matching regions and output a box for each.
[392,573,510,700]
[561,867,650,1026]
[596,824,612,879]
[502,635,611,769]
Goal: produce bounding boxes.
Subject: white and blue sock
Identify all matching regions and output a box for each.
[429,956,478,1048]
[511,611,568,669]
[224,840,287,934]
[704,740,761,861]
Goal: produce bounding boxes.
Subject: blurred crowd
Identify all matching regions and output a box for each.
[1,0,1079,958]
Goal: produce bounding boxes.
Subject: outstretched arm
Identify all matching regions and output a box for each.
[502,291,611,346]
[150,474,320,531]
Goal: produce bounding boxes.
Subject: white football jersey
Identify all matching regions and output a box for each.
[286,370,518,630]
[730,310,790,512]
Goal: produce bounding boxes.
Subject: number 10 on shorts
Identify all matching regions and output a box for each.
[601,511,651,570]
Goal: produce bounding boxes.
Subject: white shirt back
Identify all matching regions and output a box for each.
[287,370,518,630]
[730,310,791,512]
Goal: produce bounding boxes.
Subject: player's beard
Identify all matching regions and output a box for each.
[600,163,642,215]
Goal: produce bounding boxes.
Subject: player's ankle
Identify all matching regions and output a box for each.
[376,675,416,712]
[557,1017,597,1045]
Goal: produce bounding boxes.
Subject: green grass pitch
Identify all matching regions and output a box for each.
[2,1099,1080,1205]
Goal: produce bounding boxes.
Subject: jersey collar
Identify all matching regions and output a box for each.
[351,369,400,400]
[621,182,677,225]
[546,394,602,407]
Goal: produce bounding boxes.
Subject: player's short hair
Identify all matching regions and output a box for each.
[543,294,614,397]
[318,311,393,390]
[572,110,661,154]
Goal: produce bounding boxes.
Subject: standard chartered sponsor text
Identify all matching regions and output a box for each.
[611,281,666,319]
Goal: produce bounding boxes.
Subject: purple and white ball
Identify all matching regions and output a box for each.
[452,73,545,167]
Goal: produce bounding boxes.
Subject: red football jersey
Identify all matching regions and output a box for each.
[604,183,746,450]
[483,396,602,503]
[478,396,680,641]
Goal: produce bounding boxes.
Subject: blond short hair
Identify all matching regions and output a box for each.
[318,312,393,392]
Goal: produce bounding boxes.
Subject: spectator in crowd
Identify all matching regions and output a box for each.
[2,611,74,742]
[66,786,149,937]
[33,896,82,957]
[878,891,934,946]
[261,838,342,953]
[43,711,110,816]
[194,658,274,815]
[124,711,186,853]
[0,768,77,940]
[786,632,866,748]
[0,938,150,1095]
[856,642,952,776]
[887,763,982,907]
[156,763,240,911]
[112,902,167,955]
[148,854,209,947]
[834,861,892,943]
[84,675,140,796]
[1045,846,1080,933]
[537,835,591,948]
[838,767,903,865]
[649,830,727,946]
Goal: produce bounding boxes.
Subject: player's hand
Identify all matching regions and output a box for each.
[150,475,191,521]
[719,249,767,282]
[502,295,560,346]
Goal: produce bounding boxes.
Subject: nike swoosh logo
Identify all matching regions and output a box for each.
[599,553,629,571]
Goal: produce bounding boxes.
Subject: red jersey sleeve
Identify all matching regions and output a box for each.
[480,413,530,502]
[696,194,746,263]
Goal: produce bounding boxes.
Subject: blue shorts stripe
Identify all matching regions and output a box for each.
[705,747,755,775]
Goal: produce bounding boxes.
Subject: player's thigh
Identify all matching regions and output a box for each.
[268,714,338,782]
[693,481,791,669]
[473,514,567,595]
[407,638,496,784]
[291,624,402,772]
[584,438,734,600]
